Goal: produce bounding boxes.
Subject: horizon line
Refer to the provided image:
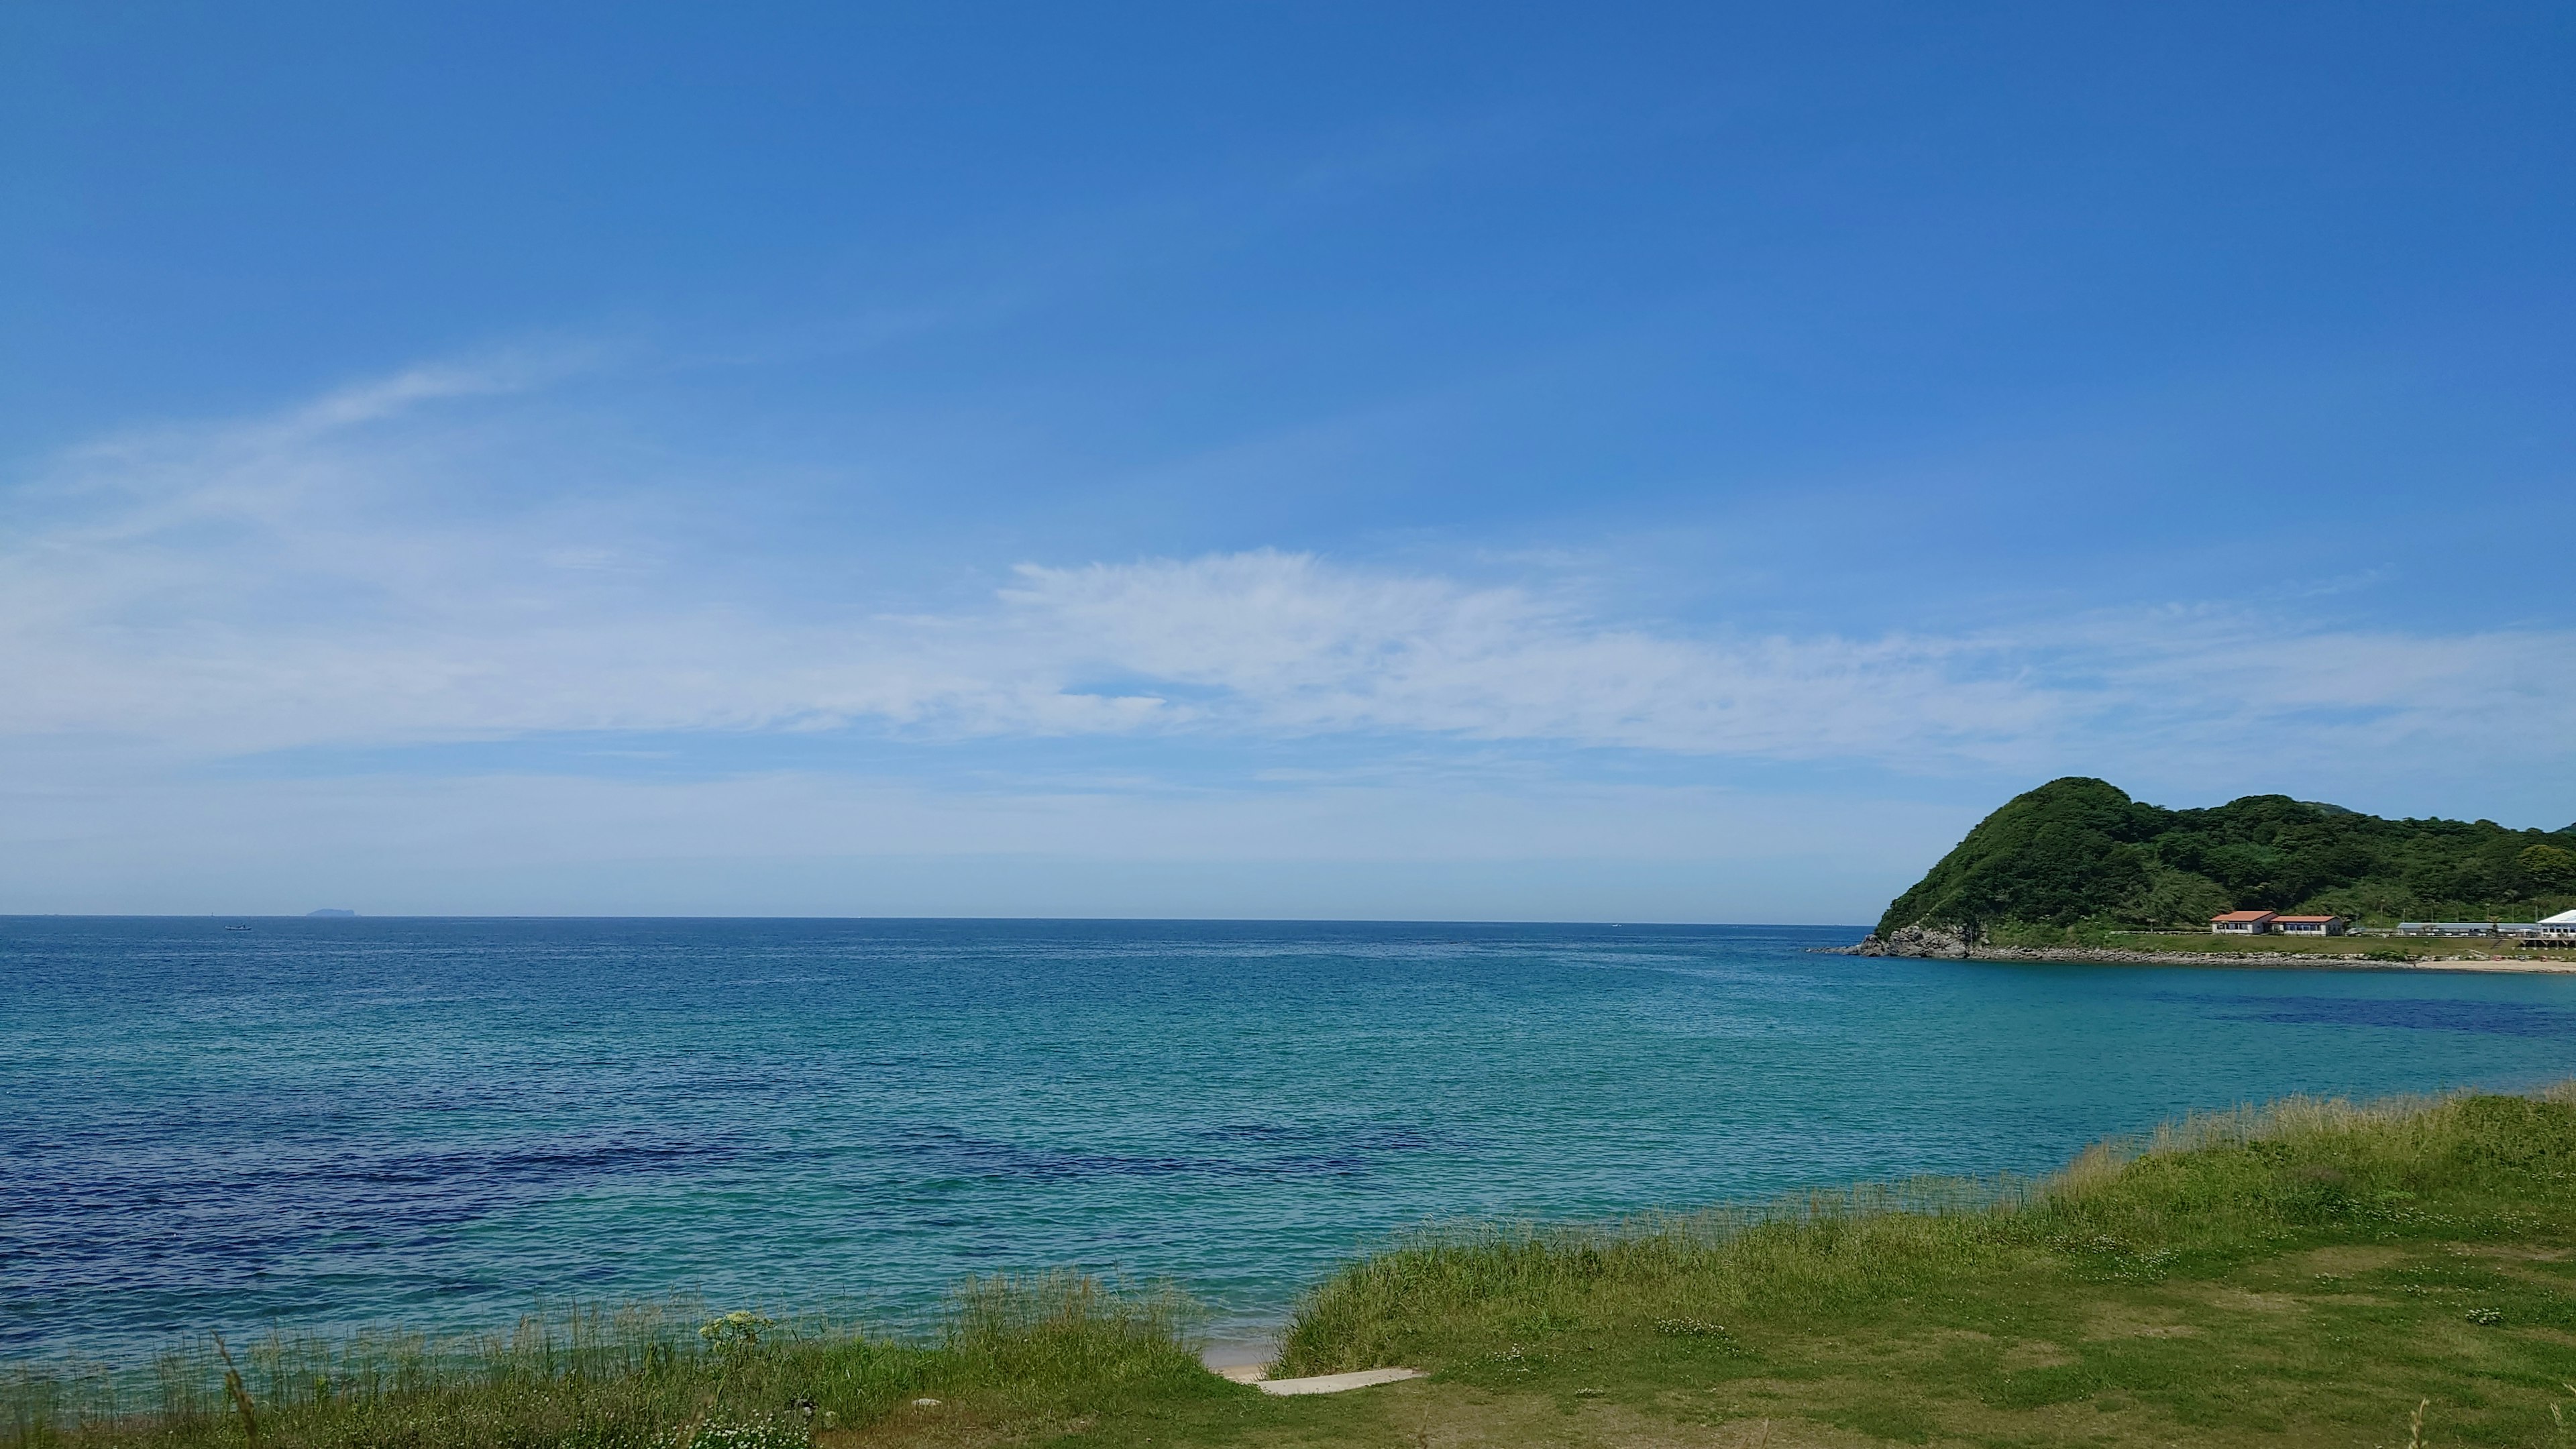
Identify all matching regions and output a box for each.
[1,912,1874,929]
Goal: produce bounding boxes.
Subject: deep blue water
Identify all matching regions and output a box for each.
[5,916,2575,1361]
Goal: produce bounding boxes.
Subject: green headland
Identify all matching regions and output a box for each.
[18,1086,2576,1448]
[1860,777,2576,961]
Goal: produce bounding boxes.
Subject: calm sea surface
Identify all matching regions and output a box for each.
[6,916,2575,1360]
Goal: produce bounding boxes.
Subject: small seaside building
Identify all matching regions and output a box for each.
[2211,910,2277,934]
[2272,914,2348,936]
[2404,921,2545,937]
[2528,909,2576,948]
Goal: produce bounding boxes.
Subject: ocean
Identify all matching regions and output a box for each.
[6,916,2573,1362]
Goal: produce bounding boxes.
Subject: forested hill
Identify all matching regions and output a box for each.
[1876,778,2576,937]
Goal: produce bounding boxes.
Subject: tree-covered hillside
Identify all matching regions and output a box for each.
[1877,777,2576,937]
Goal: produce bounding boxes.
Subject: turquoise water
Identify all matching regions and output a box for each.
[6,916,2575,1361]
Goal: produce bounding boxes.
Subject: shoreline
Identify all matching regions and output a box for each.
[1833,941,2576,973]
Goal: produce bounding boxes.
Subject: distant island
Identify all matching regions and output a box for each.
[306,908,358,918]
[1854,777,2576,963]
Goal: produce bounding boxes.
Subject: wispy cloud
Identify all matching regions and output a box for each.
[996,552,2063,757]
[5,364,2571,788]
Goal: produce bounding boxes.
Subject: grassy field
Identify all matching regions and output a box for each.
[16,1087,2576,1448]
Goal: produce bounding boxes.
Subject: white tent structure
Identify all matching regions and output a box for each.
[2536,908,2576,943]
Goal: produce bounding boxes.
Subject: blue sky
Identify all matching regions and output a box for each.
[4,2,2571,920]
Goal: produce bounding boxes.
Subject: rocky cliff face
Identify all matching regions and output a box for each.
[1847,923,1980,958]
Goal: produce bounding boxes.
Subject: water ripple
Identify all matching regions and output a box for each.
[5,916,2573,1359]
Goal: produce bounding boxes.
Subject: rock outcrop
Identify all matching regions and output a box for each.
[1847,923,1980,958]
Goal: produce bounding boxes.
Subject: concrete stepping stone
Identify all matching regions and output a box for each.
[1246,1366,1427,1395]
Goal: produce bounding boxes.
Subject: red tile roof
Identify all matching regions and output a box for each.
[2212,910,2276,922]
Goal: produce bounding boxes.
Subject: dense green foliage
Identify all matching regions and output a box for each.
[1877,776,2576,936]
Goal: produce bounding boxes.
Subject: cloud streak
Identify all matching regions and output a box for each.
[5,364,2571,790]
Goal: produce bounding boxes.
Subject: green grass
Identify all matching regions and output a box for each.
[3,1274,1220,1449]
[19,1088,2576,1448]
[1268,1085,2576,1447]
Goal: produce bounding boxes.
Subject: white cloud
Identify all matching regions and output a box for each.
[999,552,2062,757]
[7,360,2574,915]
[4,363,2573,792]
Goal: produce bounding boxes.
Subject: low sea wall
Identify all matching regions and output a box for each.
[1839,924,2576,973]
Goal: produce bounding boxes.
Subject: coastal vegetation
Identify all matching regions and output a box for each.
[3,1276,1220,1449]
[1877,776,2576,938]
[17,1086,2576,1447]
